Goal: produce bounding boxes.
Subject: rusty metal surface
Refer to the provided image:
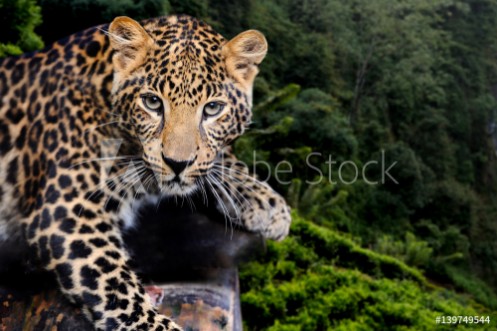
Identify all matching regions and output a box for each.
[0,286,92,331]
[157,269,242,331]
[0,269,241,331]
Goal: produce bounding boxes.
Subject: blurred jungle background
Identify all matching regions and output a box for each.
[2,0,497,329]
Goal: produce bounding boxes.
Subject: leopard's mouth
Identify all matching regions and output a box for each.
[139,159,203,196]
[159,177,198,196]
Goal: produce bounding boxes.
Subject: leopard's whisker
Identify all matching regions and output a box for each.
[207,173,240,220]
[211,170,244,201]
[155,187,162,212]
[204,174,231,220]
[67,155,141,169]
[211,168,270,226]
[104,161,143,186]
[196,177,208,205]
[84,163,138,204]
[211,169,253,211]
[143,172,156,192]
[210,174,236,239]
[212,167,265,197]
[117,164,147,188]
[211,169,266,229]
[186,193,196,211]
[98,27,128,45]
[218,169,275,226]
[126,167,149,208]
[212,164,253,182]
[206,174,233,237]
[213,169,262,197]
[101,163,147,210]
[112,166,148,212]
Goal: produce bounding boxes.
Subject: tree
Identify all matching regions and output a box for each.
[0,0,43,57]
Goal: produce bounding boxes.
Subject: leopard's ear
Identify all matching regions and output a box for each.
[223,30,268,91]
[108,16,152,73]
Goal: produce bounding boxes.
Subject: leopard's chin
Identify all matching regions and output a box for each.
[160,180,198,196]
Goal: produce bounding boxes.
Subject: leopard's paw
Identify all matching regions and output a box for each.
[245,192,291,241]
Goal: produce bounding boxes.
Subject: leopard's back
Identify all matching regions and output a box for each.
[0,28,115,241]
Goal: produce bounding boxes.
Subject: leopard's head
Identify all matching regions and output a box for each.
[108,15,267,195]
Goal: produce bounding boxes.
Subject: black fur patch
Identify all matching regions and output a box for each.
[40,208,52,230]
[86,41,101,57]
[54,206,68,220]
[82,291,102,307]
[50,234,65,259]
[55,263,74,289]
[69,240,92,259]
[96,222,112,233]
[81,266,100,290]
[89,238,108,248]
[6,157,17,184]
[58,175,72,189]
[59,218,76,234]
[95,257,117,273]
[45,184,61,204]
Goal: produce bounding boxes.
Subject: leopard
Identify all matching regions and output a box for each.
[0,15,291,330]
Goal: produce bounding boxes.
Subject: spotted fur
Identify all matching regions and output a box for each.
[0,15,291,330]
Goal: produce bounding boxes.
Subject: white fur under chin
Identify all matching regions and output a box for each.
[119,194,160,229]
[119,182,198,230]
[0,222,8,241]
[161,182,198,196]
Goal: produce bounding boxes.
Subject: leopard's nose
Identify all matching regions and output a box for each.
[162,154,194,175]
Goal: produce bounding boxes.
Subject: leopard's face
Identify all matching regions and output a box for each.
[109,16,267,195]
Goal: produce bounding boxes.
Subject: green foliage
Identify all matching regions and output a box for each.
[0,44,23,57]
[167,0,207,17]
[240,215,497,330]
[0,0,43,57]
[281,88,357,159]
[289,215,427,284]
[375,232,433,270]
[253,83,301,114]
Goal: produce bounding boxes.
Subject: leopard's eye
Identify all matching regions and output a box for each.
[142,95,163,112]
[203,101,225,117]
